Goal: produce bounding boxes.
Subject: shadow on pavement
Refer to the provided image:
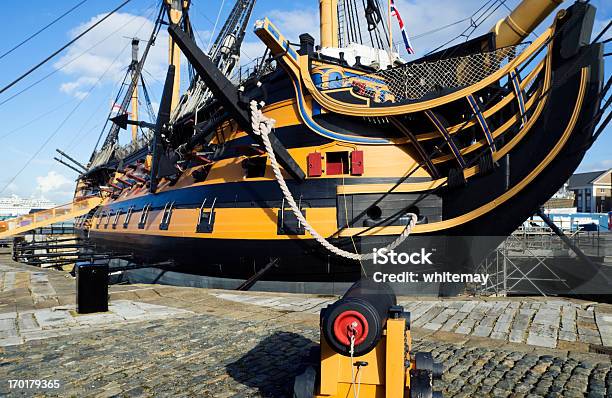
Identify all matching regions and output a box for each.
[226,331,318,397]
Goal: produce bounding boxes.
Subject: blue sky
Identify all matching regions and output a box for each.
[0,0,609,203]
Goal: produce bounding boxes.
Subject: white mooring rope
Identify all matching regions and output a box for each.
[249,100,417,261]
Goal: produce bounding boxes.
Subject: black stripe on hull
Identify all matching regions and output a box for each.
[84,5,603,293]
[86,230,485,283]
[103,176,433,213]
[441,45,603,237]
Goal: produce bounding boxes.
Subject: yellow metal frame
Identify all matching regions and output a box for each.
[0,197,102,238]
[316,318,410,398]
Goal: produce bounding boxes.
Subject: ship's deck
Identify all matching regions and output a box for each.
[1,250,611,397]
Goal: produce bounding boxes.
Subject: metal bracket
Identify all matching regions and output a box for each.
[96,211,104,229]
[277,197,306,235]
[196,198,216,233]
[138,204,151,229]
[112,209,122,229]
[123,206,134,229]
[104,211,112,229]
[159,201,175,230]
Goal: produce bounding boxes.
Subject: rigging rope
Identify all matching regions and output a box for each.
[0,31,132,195]
[0,100,72,141]
[249,100,417,261]
[0,0,89,60]
[425,0,509,56]
[0,0,134,96]
[0,3,158,109]
[207,0,227,52]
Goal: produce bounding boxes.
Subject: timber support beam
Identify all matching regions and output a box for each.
[167,24,306,182]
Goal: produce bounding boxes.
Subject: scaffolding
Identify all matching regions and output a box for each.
[473,225,608,297]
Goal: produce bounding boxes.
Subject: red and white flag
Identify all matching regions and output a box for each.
[390,0,415,54]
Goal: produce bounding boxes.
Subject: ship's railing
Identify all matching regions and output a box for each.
[89,135,150,171]
[88,144,116,170]
[114,136,150,160]
[316,43,529,104]
[231,56,277,85]
[0,197,101,238]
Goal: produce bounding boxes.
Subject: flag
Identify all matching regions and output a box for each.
[110,102,126,115]
[390,0,415,54]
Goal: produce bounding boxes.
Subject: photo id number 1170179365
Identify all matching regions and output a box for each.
[9,380,61,389]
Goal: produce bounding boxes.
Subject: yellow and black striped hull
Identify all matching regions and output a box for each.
[77,2,604,292]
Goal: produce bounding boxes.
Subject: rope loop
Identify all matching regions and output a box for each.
[249,100,417,261]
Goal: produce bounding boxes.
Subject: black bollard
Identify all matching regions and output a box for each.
[76,263,109,314]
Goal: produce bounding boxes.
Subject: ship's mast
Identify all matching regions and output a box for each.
[169,0,256,123]
[130,38,139,143]
[166,0,189,113]
[319,0,339,48]
[208,0,257,77]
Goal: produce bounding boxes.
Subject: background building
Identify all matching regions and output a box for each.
[568,169,612,213]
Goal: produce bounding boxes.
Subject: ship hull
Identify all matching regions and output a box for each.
[79,3,604,296]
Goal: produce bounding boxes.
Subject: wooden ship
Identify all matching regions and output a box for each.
[1,0,608,294]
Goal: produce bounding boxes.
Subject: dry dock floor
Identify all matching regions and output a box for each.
[1,251,612,397]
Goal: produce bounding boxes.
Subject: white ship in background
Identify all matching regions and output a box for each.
[0,196,55,219]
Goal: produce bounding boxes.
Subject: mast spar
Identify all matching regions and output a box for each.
[492,0,564,48]
[319,0,339,48]
[130,38,139,144]
[165,0,190,113]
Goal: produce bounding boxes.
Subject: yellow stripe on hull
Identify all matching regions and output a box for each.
[91,206,338,240]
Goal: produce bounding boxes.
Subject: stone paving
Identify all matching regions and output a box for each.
[2,307,612,397]
[0,260,193,348]
[1,252,612,397]
[0,300,192,346]
[211,292,612,351]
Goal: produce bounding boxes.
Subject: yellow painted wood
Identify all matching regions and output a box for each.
[318,338,386,397]
[319,0,339,48]
[492,0,563,48]
[385,319,406,398]
[338,34,554,198]
[415,60,545,142]
[337,67,588,236]
[297,29,553,116]
[316,316,409,397]
[90,206,339,240]
[432,85,542,164]
[166,0,186,112]
[336,180,445,195]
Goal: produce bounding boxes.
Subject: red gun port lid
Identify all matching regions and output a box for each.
[333,310,369,346]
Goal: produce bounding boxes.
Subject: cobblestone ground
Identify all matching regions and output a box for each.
[1,311,612,397]
[1,253,612,397]
[212,292,612,350]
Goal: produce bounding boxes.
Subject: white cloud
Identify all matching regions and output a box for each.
[4,182,18,193]
[239,41,267,64]
[59,76,99,99]
[242,1,509,61]
[238,7,319,66]
[35,171,73,194]
[55,11,169,98]
[266,8,320,42]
